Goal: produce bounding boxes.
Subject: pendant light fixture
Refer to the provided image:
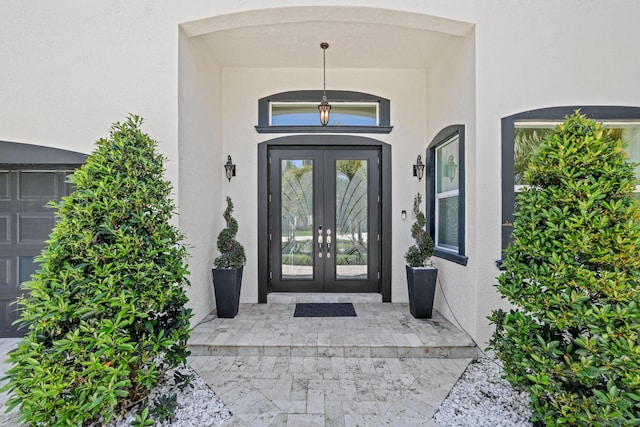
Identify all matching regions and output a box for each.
[318,42,331,126]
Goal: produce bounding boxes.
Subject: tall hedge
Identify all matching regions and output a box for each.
[3,115,192,425]
[489,112,640,425]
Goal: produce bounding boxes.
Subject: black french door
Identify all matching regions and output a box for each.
[269,147,380,293]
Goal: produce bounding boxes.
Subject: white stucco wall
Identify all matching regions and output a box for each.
[3,0,640,346]
[177,32,224,325]
[0,2,179,183]
[471,0,640,347]
[426,31,477,340]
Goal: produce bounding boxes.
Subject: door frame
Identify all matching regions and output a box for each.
[258,135,392,302]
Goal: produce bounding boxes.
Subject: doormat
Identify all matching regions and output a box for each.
[293,302,357,317]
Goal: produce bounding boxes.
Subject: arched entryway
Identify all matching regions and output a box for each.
[257,135,391,303]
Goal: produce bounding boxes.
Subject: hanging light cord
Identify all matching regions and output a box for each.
[322,45,327,100]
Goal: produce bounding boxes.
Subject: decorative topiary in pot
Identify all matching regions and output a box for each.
[489,111,640,426]
[404,192,435,267]
[404,192,437,318]
[212,196,246,318]
[214,196,246,269]
[2,115,192,425]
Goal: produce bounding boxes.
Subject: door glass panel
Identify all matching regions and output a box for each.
[281,159,314,279]
[335,159,368,279]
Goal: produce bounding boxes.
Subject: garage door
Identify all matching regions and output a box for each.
[0,169,77,337]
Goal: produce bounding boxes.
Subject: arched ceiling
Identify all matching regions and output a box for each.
[182,7,474,69]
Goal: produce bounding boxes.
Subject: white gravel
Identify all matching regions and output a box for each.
[434,357,532,427]
[2,353,532,426]
[112,356,533,427]
[102,365,231,427]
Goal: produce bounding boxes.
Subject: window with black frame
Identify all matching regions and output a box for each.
[255,90,393,134]
[426,125,467,266]
[500,106,640,266]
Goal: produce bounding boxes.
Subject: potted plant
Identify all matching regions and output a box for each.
[404,192,437,318]
[212,196,246,318]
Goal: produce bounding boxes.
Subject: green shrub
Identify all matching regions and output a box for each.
[404,193,435,267]
[2,115,192,426]
[213,196,246,269]
[489,112,640,426]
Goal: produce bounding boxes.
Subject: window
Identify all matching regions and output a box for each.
[501,106,640,258]
[427,125,467,265]
[255,90,392,133]
[270,102,378,126]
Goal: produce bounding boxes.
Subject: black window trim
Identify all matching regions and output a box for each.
[500,105,640,267]
[255,90,393,134]
[426,124,468,266]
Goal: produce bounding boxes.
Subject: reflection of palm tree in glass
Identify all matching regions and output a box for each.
[282,161,312,231]
[336,160,367,265]
[281,161,313,268]
[514,129,552,185]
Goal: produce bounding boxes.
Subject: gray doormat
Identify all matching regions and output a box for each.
[293,302,357,317]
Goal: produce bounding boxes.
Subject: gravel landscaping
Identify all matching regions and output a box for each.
[112,356,533,426]
[1,354,532,426]
[434,357,532,427]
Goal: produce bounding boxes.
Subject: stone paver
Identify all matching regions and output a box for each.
[189,301,475,426]
[190,354,468,426]
[0,300,476,426]
[189,302,476,359]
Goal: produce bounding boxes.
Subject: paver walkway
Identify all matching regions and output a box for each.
[190,353,470,426]
[188,301,477,426]
[0,300,477,426]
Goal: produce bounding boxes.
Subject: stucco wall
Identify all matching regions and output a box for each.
[426,31,477,341]
[0,2,179,183]
[177,32,224,326]
[472,0,640,347]
[3,0,640,346]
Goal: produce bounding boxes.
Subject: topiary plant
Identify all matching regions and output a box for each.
[214,196,246,269]
[489,111,640,426]
[2,115,192,426]
[404,192,435,267]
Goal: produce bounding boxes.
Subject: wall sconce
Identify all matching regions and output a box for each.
[224,155,236,182]
[413,155,425,182]
[443,155,458,182]
[318,42,331,126]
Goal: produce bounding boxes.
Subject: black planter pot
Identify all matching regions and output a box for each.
[211,266,243,318]
[405,265,437,319]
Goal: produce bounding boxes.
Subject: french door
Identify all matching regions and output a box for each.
[269,147,380,293]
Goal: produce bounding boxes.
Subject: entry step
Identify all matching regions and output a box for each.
[267,293,382,304]
[188,303,477,359]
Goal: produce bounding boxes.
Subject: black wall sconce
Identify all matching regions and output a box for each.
[224,155,236,182]
[413,155,425,182]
